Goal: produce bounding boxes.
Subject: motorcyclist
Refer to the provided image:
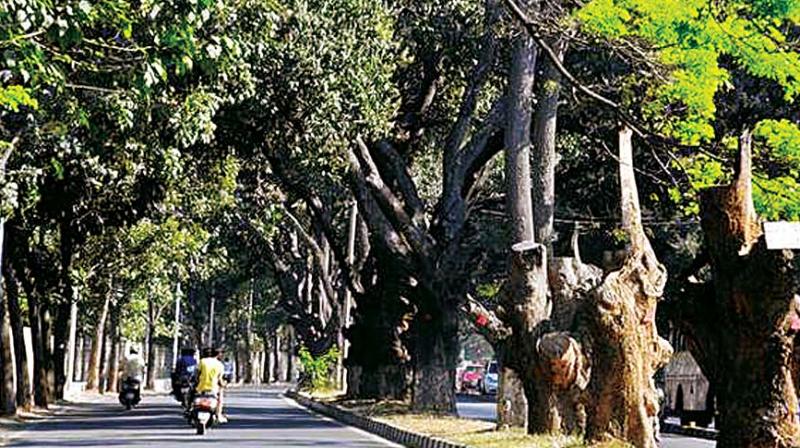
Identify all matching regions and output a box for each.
[195,347,227,423]
[172,348,198,403]
[121,347,145,404]
[222,357,234,383]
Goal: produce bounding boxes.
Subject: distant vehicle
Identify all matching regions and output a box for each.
[480,360,498,395]
[459,364,484,392]
[664,348,715,427]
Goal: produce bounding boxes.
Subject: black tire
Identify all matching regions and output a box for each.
[125,403,132,411]
[196,422,206,435]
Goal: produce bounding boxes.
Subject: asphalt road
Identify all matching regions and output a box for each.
[9,388,399,448]
[5,388,715,448]
[455,394,715,448]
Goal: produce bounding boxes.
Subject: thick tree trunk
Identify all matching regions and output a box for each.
[64,302,78,395]
[532,51,563,250]
[145,296,158,390]
[86,294,110,391]
[52,302,70,400]
[410,293,459,414]
[272,331,283,382]
[695,130,800,448]
[497,362,527,428]
[245,288,254,384]
[41,306,55,404]
[345,257,413,400]
[106,309,120,393]
[5,265,31,410]
[1,286,15,414]
[582,127,672,447]
[501,0,562,433]
[74,333,84,382]
[503,244,558,433]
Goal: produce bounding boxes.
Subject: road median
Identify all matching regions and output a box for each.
[286,390,470,448]
[285,390,599,448]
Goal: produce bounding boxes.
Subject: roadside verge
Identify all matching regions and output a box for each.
[285,390,470,448]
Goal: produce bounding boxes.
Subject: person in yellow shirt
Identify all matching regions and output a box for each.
[195,347,227,423]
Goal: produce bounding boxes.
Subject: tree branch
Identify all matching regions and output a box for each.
[353,136,436,265]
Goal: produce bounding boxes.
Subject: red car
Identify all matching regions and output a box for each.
[459,364,484,392]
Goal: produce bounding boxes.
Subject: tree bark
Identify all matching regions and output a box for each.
[4,264,31,410]
[410,300,459,414]
[496,362,527,428]
[97,323,109,393]
[693,129,800,447]
[345,261,413,401]
[582,127,672,447]
[64,301,78,396]
[146,297,156,390]
[86,294,111,392]
[273,330,282,382]
[532,49,563,250]
[245,286,254,384]
[1,282,15,414]
[105,307,120,393]
[500,0,561,433]
[74,333,83,382]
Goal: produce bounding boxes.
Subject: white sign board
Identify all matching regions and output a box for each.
[764,221,800,250]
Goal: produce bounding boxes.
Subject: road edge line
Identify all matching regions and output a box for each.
[284,390,471,448]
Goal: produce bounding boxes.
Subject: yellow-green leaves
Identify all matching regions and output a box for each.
[575,0,800,144]
[0,85,38,111]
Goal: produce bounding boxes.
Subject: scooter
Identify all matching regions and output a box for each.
[119,378,141,410]
[190,393,218,435]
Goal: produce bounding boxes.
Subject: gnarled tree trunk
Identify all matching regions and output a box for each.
[695,129,800,447]
[581,127,672,447]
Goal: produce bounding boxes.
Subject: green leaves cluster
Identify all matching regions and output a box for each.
[576,0,800,220]
[577,0,800,143]
[298,345,341,392]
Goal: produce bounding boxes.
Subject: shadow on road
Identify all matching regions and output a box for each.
[10,389,388,447]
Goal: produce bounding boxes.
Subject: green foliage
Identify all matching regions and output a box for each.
[0,85,38,111]
[576,0,800,144]
[576,0,800,220]
[298,345,341,392]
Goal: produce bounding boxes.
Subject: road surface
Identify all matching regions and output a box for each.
[456,394,715,448]
[5,388,714,448]
[9,388,399,447]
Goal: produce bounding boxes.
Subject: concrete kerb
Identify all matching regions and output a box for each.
[661,423,717,440]
[285,390,470,448]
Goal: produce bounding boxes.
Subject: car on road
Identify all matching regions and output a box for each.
[480,360,498,395]
[459,363,484,392]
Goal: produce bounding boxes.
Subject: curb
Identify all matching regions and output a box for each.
[285,390,470,448]
[662,423,717,440]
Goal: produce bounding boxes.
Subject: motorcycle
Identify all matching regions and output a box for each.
[119,378,141,410]
[172,373,195,411]
[190,393,218,435]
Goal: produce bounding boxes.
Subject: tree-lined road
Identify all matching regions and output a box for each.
[8,388,398,448]
[3,388,717,448]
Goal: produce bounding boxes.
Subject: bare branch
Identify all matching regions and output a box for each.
[444,0,502,171]
[354,136,436,264]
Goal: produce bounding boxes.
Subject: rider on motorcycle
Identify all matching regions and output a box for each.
[121,347,145,404]
[195,347,227,423]
[172,348,198,403]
